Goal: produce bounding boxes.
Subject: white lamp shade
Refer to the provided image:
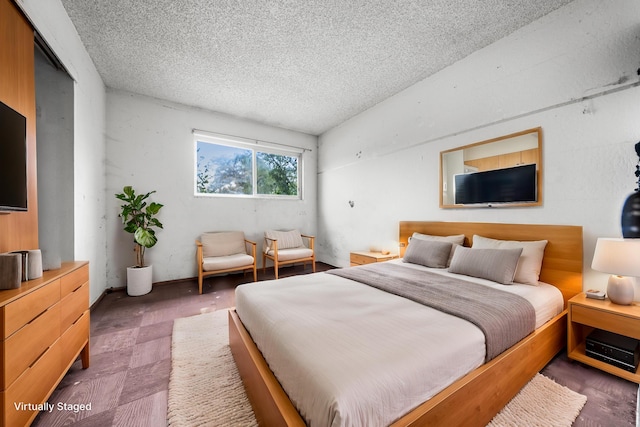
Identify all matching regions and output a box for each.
[591,238,640,277]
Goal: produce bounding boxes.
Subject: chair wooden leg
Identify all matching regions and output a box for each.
[274,259,279,280]
[198,273,203,295]
[262,253,267,275]
[252,265,257,282]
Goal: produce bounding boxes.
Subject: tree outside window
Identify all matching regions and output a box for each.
[196,137,301,198]
[257,152,298,196]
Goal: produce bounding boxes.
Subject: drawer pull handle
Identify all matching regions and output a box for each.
[27,306,51,325]
[71,312,85,325]
[29,347,50,368]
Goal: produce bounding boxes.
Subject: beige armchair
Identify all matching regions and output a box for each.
[196,231,257,294]
[263,229,315,280]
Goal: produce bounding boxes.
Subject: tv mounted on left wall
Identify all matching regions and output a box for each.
[0,99,28,212]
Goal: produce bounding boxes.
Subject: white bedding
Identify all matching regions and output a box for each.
[234,260,563,427]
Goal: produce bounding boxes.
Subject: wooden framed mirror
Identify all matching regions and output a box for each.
[440,127,542,208]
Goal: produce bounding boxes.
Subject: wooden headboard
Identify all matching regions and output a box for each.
[399,221,583,307]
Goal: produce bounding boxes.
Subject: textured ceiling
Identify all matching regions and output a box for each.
[60,0,573,135]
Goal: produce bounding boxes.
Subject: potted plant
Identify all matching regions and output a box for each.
[115,185,163,296]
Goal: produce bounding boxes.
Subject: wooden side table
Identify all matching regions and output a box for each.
[567,293,640,383]
[350,251,399,266]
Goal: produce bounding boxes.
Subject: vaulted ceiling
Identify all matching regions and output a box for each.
[61,0,573,135]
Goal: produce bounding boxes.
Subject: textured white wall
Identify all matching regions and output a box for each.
[18,0,108,305]
[318,0,640,294]
[35,48,75,265]
[105,91,318,287]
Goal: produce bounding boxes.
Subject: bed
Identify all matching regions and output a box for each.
[229,221,583,427]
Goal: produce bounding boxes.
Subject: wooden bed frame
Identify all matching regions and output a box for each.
[229,221,583,427]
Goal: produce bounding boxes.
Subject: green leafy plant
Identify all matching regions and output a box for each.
[115,186,164,268]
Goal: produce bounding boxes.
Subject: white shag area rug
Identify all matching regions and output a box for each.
[167,310,257,427]
[168,310,586,427]
[487,373,587,427]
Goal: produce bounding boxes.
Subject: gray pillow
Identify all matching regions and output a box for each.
[411,233,465,266]
[472,235,548,286]
[448,247,523,284]
[403,239,453,268]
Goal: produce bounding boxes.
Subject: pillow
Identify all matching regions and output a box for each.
[410,233,465,266]
[265,229,304,250]
[201,231,246,257]
[403,239,453,268]
[472,235,548,285]
[448,247,523,285]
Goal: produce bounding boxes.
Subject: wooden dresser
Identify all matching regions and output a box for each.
[0,261,90,427]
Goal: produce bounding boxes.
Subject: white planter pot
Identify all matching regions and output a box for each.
[127,265,153,296]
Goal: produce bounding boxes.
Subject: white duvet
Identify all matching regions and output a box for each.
[234,260,563,427]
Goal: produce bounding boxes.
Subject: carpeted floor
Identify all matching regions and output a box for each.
[168,310,587,427]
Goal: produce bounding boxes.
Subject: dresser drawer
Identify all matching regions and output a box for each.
[60,264,89,298]
[2,340,62,427]
[572,304,640,339]
[1,302,61,389]
[1,280,60,337]
[61,281,89,332]
[60,310,89,371]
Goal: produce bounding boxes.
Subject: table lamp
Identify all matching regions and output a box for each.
[591,238,640,305]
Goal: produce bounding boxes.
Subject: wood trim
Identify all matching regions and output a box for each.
[229,221,584,427]
[0,0,38,253]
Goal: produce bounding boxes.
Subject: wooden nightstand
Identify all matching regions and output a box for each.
[567,293,640,383]
[350,251,399,266]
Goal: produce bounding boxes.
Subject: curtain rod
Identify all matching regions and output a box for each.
[192,128,312,153]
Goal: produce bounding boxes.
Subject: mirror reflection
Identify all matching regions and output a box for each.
[440,127,542,208]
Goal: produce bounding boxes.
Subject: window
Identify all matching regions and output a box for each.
[195,132,302,198]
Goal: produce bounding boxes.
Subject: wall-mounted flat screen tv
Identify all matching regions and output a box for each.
[454,163,537,205]
[0,100,28,211]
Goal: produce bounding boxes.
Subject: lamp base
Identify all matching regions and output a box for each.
[607,275,634,305]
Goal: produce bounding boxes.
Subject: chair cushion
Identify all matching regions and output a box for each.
[266,247,313,261]
[201,231,246,257]
[202,253,254,271]
[265,229,304,250]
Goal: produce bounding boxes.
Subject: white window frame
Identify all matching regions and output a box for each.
[194,131,304,200]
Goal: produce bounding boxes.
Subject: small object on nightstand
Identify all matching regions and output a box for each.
[585,289,606,300]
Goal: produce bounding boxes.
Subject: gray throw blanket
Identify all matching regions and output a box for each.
[327,263,535,361]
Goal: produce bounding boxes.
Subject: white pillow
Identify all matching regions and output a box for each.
[472,235,548,286]
[410,233,465,266]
